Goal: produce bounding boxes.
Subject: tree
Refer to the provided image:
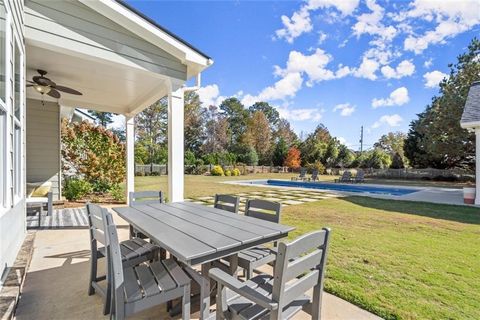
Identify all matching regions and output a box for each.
[202,106,229,154]
[248,102,280,129]
[300,124,332,164]
[237,147,258,166]
[184,91,206,154]
[88,111,114,127]
[219,97,248,145]
[374,132,407,157]
[135,99,167,167]
[284,147,301,169]
[275,119,298,146]
[390,152,405,169]
[243,111,272,164]
[405,38,479,169]
[272,138,288,166]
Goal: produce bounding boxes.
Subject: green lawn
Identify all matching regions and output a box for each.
[135,175,480,320]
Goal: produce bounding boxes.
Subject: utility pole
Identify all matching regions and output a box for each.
[359,126,364,154]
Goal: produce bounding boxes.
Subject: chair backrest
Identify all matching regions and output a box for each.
[299,168,307,177]
[214,194,240,214]
[129,191,164,206]
[272,228,331,312]
[356,170,365,180]
[245,199,281,223]
[86,203,108,246]
[311,170,318,179]
[342,171,352,180]
[104,212,126,310]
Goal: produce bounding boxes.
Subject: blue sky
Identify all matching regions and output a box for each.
[125,0,480,151]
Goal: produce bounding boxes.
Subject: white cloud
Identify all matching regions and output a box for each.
[333,103,356,116]
[275,0,359,43]
[198,84,225,107]
[318,31,327,44]
[372,87,410,108]
[381,60,415,79]
[423,70,448,88]
[306,0,359,16]
[277,106,324,122]
[275,7,312,44]
[424,58,433,68]
[353,57,380,80]
[241,72,304,106]
[352,0,397,41]
[398,0,480,54]
[372,114,403,128]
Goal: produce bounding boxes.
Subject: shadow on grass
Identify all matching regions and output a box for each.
[342,196,480,225]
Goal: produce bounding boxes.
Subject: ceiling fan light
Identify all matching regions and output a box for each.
[33,83,51,94]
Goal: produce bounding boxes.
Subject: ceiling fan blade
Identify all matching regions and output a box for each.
[47,89,61,99]
[27,80,34,84]
[33,76,55,87]
[26,84,33,87]
[54,85,82,95]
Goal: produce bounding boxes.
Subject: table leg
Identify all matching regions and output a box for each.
[200,262,211,320]
[228,254,238,277]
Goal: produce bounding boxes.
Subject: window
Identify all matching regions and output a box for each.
[0,1,5,103]
[12,39,21,200]
[0,1,5,207]
[0,109,5,207]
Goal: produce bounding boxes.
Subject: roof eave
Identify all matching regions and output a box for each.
[79,0,213,71]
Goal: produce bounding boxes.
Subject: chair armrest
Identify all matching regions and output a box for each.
[209,268,278,311]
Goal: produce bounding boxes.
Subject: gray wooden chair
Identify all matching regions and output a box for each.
[210,228,331,320]
[129,191,164,239]
[291,168,307,181]
[105,213,191,320]
[214,194,240,214]
[86,204,159,315]
[237,199,282,279]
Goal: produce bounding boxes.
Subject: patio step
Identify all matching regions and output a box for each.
[0,232,35,320]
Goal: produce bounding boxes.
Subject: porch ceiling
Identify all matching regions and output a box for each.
[26,45,170,116]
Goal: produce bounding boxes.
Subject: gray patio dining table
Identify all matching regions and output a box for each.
[113,201,295,319]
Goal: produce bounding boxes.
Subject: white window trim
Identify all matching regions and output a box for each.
[0,3,9,215]
[12,20,23,206]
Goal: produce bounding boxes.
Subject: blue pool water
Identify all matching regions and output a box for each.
[254,180,419,196]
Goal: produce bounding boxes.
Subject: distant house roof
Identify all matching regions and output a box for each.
[461,81,480,129]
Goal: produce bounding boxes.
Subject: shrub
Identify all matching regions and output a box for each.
[225,170,232,176]
[61,119,126,190]
[63,178,92,201]
[232,168,241,176]
[211,165,224,176]
[305,161,326,174]
[110,184,125,202]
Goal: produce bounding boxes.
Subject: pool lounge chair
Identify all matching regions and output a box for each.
[354,170,365,183]
[310,169,319,182]
[291,168,307,181]
[335,171,352,183]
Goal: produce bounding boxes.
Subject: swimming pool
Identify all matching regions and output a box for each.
[249,180,419,196]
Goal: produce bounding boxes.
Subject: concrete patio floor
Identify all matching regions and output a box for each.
[15,211,381,320]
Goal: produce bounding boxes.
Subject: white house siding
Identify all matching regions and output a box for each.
[25,0,187,81]
[26,99,60,200]
[0,0,25,281]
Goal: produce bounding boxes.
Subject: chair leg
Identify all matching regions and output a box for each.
[246,265,253,280]
[88,251,97,295]
[311,283,322,320]
[182,283,191,320]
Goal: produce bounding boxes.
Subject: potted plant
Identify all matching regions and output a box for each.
[463,183,476,204]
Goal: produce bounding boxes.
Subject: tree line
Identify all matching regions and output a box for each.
[89,37,480,173]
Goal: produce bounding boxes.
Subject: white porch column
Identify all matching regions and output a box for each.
[126,116,135,204]
[168,88,184,202]
[476,128,480,205]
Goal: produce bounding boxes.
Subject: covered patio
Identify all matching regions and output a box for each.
[25,0,212,203]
